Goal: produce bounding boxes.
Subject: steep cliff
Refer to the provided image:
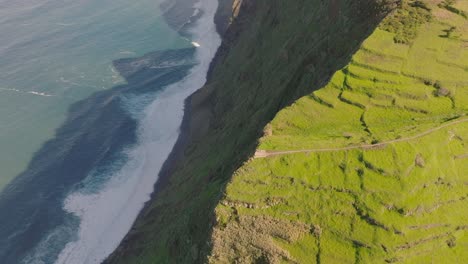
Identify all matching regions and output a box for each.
[106,0,468,263]
[107,0,393,262]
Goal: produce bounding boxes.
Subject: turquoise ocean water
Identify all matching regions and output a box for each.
[0,0,221,263]
[0,0,187,189]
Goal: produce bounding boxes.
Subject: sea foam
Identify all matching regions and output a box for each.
[54,0,221,263]
[0,87,55,97]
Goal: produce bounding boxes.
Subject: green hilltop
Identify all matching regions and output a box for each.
[210,0,468,263]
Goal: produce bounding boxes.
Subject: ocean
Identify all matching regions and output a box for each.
[0,0,221,263]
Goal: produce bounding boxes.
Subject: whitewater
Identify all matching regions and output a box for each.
[53,0,221,263]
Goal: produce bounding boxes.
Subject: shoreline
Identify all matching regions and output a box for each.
[54,0,223,261]
[151,94,192,196]
[0,0,222,263]
[153,0,234,198]
[127,0,236,233]
[104,0,228,262]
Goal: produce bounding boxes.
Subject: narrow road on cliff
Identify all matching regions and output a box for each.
[254,117,468,158]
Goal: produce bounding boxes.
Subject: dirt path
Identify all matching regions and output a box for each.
[454,153,468,160]
[254,118,468,158]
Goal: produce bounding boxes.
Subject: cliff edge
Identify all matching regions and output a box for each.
[105,0,468,263]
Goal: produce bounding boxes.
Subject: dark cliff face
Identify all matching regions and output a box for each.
[214,0,237,36]
[107,0,394,263]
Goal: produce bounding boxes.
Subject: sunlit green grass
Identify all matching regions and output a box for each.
[212,1,468,262]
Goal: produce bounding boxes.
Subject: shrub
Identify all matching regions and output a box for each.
[411,1,431,11]
[380,1,432,44]
[439,0,468,19]
[440,26,457,38]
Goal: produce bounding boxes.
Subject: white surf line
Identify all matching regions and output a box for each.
[28,91,54,97]
[54,0,222,263]
[0,87,55,97]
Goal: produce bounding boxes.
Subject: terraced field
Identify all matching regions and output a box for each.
[210,1,468,263]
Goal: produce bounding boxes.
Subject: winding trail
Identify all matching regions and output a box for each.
[454,153,468,160]
[254,117,468,158]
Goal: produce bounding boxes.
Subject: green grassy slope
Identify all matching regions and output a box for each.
[210,1,468,263]
[107,0,393,263]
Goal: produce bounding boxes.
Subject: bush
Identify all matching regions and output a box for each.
[439,0,468,19]
[380,1,432,44]
[411,1,431,11]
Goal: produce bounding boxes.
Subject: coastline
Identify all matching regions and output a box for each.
[154,0,236,193]
[124,0,238,200]
[105,0,392,261]
[0,47,197,264]
[105,0,228,262]
[92,0,468,263]
[0,0,226,263]
[150,94,192,196]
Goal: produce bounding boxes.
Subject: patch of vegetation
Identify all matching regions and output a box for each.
[439,0,468,19]
[440,26,459,39]
[380,0,432,44]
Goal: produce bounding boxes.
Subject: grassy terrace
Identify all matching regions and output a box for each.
[210,1,468,263]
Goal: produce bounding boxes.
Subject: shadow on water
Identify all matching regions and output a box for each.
[0,47,196,263]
